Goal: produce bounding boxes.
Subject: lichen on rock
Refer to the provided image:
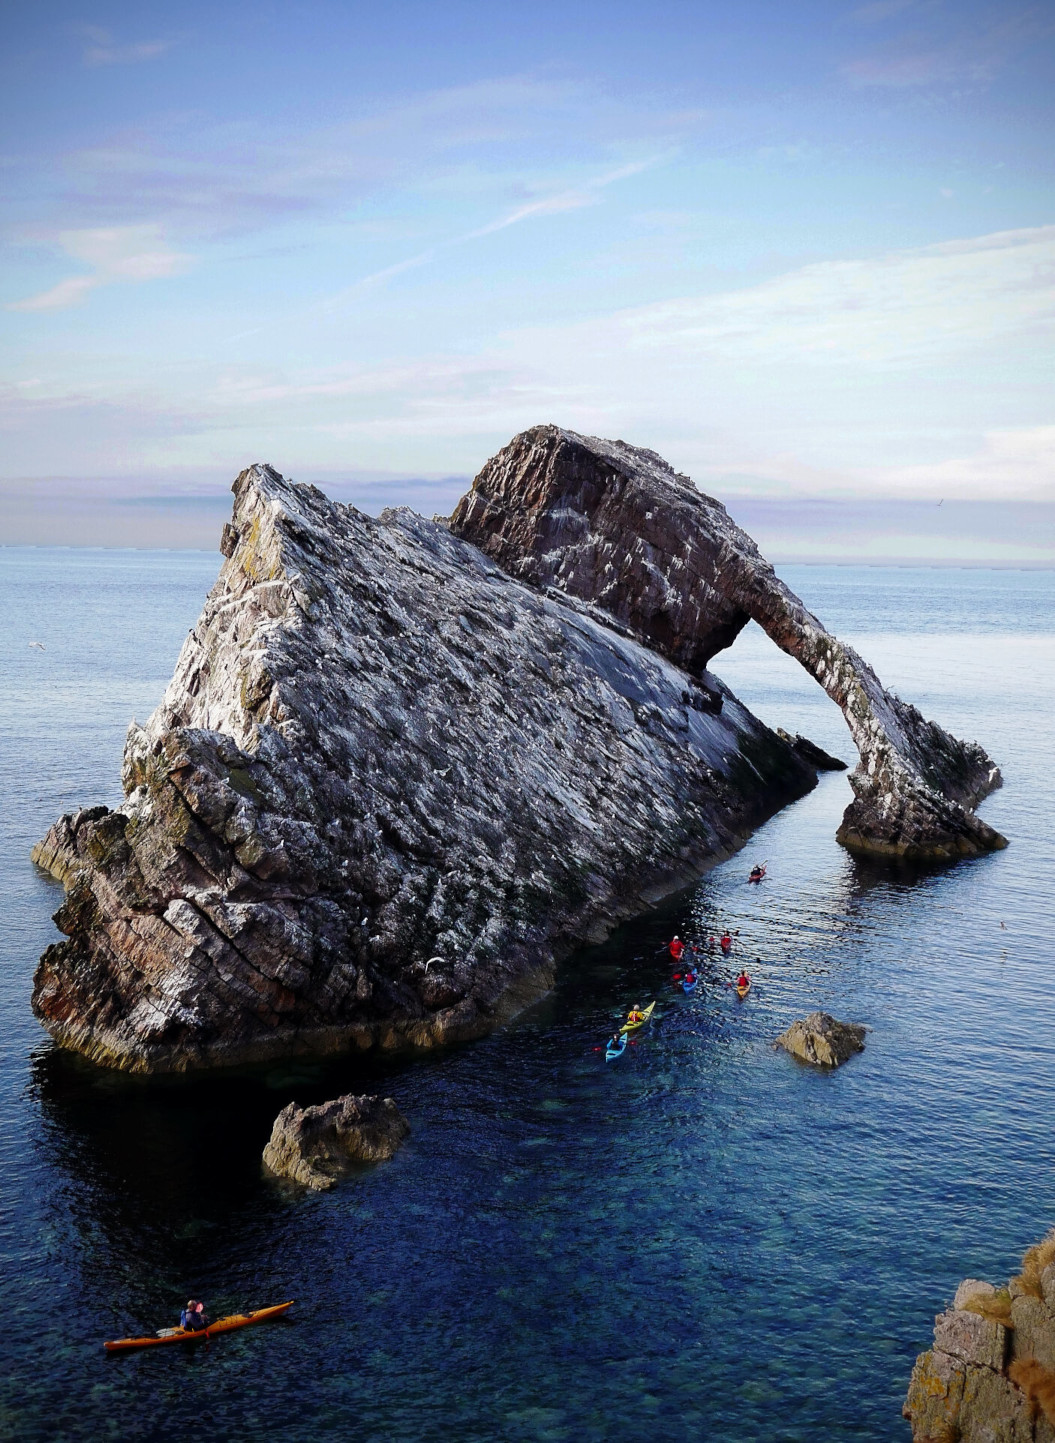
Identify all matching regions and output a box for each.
[775,1011,866,1068]
[263,1093,409,1189]
[904,1229,1055,1442]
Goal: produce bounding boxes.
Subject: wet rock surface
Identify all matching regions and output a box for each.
[31,460,817,1073]
[263,1093,409,1189]
[904,1229,1055,1442]
[775,1011,866,1068]
[451,425,1005,859]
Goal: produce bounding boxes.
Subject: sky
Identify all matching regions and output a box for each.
[2,0,1053,559]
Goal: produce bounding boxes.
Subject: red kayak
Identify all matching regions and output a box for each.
[104,1301,293,1352]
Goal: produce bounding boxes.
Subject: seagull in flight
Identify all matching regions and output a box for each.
[28,641,45,650]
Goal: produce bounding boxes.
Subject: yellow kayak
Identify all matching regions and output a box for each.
[620,1000,656,1033]
[735,981,751,999]
[104,1301,293,1352]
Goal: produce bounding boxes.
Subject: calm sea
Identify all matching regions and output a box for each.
[1,548,1052,1442]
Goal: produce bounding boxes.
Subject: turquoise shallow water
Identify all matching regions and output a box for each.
[1,550,1053,1441]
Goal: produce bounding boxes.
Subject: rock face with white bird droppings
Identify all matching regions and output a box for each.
[450,425,1006,859]
[31,458,817,1073]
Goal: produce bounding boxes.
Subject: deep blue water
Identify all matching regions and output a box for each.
[1,549,1053,1442]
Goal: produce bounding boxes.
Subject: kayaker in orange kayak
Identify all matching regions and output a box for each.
[736,970,750,990]
[180,1300,208,1331]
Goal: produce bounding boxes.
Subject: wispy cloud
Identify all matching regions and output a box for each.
[468,157,662,238]
[841,7,1053,89]
[880,426,1055,499]
[78,25,174,67]
[294,153,668,324]
[8,225,190,311]
[28,75,688,248]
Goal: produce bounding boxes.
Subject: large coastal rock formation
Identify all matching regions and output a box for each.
[904,1230,1055,1441]
[263,1094,409,1189]
[451,426,1005,859]
[32,461,818,1072]
[775,1011,866,1068]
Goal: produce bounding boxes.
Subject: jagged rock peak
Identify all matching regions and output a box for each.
[31,460,816,1073]
[451,425,1007,860]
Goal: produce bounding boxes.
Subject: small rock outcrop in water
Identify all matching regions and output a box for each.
[904,1229,1055,1442]
[263,1094,409,1189]
[775,729,848,773]
[775,1012,866,1067]
[31,458,818,1072]
[450,426,1005,859]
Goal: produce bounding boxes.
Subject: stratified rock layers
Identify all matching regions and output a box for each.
[450,426,1006,859]
[32,463,816,1072]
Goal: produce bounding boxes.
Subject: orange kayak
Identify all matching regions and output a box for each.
[104,1301,293,1352]
[735,981,751,998]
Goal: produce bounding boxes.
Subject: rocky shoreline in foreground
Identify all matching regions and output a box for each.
[905,1230,1055,1442]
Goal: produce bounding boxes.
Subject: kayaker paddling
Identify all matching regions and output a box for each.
[720,931,733,952]
[180,1300,208,1332]
[749,861,766,884]
[669,936,685,963]
[620,1001,656,1032]
[106,1302,294,1353]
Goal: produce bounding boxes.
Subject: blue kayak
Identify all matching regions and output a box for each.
[605,1034,628,1060]
[681,975,698,994]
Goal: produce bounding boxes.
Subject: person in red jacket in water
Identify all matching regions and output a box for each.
[720,931,732,952]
